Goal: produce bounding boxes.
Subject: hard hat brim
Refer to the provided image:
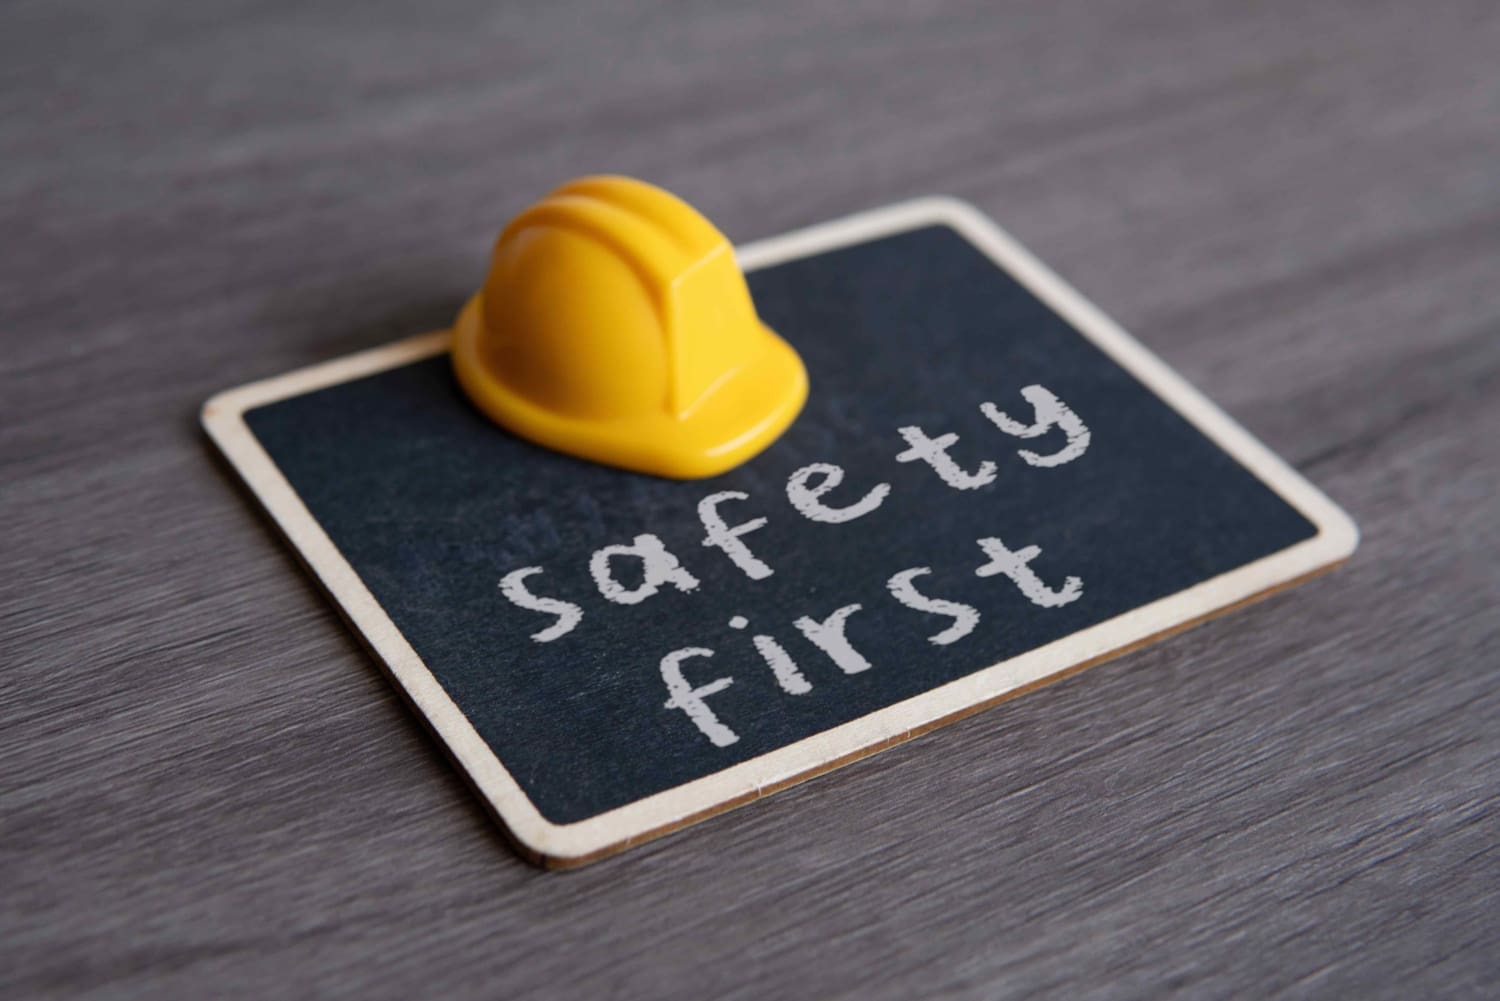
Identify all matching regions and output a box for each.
[451,295,808,480]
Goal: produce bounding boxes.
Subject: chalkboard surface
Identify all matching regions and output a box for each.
[208,200,1355,865]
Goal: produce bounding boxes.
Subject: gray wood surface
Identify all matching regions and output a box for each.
[3,1,1498,997]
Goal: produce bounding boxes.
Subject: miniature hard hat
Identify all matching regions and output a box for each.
[452,175,808,479]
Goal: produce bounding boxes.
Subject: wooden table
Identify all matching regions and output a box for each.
[4,2,1497,997]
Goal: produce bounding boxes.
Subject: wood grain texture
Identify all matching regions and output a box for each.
[2,1,1497,997]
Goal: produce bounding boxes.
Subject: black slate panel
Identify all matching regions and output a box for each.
[245,224,1316,824]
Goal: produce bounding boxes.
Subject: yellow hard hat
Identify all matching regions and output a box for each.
[452,176,808,479]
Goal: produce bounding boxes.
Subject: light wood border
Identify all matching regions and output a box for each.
[202,198,1359,868]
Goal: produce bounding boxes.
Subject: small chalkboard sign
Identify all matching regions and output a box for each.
[203,199,1357,867]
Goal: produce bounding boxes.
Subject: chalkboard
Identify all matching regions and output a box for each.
[203,199,1357,867]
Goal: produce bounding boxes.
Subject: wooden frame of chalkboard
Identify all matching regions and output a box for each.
[203,198,1358,867]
